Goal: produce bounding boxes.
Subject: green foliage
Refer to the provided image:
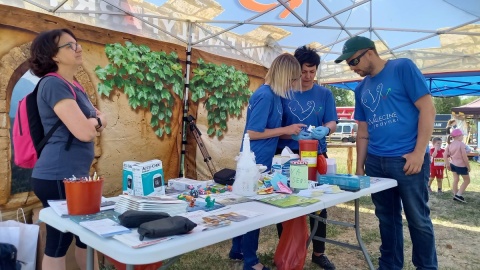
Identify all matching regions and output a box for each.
[434,96,461,114]
[190,58,251,137]
[460,96,479,105]
[95,42,183,137]
[325,85,354,107]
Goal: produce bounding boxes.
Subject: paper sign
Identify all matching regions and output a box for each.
[433,158,445,166]
[289,164,308,189]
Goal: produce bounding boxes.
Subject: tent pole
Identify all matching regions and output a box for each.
[179,22,194,177]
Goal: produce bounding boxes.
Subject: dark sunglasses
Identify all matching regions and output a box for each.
[348,48,372,66]
[58,42,80,52]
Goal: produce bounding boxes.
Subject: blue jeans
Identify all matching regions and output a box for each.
[365,153,437,270]
[231,229,260,269]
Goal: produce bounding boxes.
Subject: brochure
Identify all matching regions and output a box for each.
[256,194,320,208]
[79,218,130,238]
[48,197,118,217]
[113,230,172,248]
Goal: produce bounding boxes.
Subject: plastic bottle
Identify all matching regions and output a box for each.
[232,133,260,196]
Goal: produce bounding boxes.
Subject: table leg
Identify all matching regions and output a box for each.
[347,147,353,174]
[354,199,374,270]
[86,246,94,270]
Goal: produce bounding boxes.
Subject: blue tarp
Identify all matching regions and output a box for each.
[326,71,480,97]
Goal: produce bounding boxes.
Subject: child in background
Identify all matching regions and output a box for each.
[444,129,470,203]
[428,137,445,194]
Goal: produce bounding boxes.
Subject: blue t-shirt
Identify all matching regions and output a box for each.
[32,76,96,180]
[243,84,283,170]
[277,84,338,153]
[354,59,430,156]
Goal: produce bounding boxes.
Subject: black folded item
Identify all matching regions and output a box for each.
[213,168,236,185]
[138,216,197,240]
[118,210,170,228]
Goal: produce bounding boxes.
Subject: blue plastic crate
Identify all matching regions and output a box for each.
[317,174,370,189]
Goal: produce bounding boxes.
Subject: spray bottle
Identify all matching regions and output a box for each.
[232,133,260,196]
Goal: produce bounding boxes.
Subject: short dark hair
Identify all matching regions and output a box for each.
[28,28,77,77]
[293,45,320,68]
[432,137,442,144]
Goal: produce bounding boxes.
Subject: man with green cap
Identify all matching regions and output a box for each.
[335,36,438,270]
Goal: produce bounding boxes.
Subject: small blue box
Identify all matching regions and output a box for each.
[318,174,370,189]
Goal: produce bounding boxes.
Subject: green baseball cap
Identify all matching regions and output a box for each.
[335,36,375,63]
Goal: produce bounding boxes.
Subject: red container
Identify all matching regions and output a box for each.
[299,140,318,181]
[64,178,104,215]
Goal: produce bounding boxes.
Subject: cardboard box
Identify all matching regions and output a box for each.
[122,161,139,195]
[318,174,370,189]
[167,178,214,191]
[132,159,165,196]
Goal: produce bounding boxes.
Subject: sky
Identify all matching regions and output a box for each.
[144,0,479,61]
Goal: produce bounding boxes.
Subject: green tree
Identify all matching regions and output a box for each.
[461,96,479,105]
[433,96,461,114]
[324,85,354,107]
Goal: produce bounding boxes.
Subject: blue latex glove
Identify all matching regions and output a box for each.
[292,131,312,141]
[311,126,330,140]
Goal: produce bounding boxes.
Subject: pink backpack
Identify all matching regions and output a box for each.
[13,72,83,168]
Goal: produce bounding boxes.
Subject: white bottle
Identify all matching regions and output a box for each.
[233,133,260,197]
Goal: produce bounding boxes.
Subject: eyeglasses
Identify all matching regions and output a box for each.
[347,48,372,66]
[58,42,80,52]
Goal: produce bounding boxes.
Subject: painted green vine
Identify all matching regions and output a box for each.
[190,58,251,137]
[95,42,250,138]
[95,42,183,137]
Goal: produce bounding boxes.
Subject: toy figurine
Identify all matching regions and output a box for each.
[177,194,185,200]
[205,195,215,208]
[226,185,233,192]
[189,198,196,207]
[189,188,199,198]
[198,188,206,195]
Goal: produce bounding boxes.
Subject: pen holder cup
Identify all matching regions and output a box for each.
[64,178,104,215]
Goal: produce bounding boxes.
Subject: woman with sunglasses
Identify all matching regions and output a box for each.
[229,53,305,270]
[29,28,107,270]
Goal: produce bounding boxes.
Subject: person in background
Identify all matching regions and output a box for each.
[335,36,437,270]
[428,137,445,194]
[229,53,305,270]
[445,119,457,136]
[276,45,337,270]
[445,129,470,203]
[29,28,107,270]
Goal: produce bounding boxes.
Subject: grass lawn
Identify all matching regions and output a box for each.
[102,146,480,270]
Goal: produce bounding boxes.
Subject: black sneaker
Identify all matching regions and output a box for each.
[228,251,243,261]
[312,254,336,270]
[453,195,467,203]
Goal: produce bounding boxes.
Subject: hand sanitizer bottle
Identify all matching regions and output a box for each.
[233,133,259,196]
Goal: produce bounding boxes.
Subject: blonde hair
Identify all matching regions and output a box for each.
[265,53,301,98]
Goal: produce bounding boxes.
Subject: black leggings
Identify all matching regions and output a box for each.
[31,178,87,257]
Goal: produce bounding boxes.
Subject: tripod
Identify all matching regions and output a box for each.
[185,115,217,178]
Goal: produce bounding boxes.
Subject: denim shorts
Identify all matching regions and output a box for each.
[450,164,469,175]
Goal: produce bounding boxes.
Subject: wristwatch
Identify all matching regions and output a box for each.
[95,117,102,130]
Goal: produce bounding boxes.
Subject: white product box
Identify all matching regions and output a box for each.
[132,159,165,196]
[122,161,139,195]
[167,178,214,191]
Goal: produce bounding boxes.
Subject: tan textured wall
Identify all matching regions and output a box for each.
[0,4,266,220]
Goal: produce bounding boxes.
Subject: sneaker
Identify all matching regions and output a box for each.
[437,189,443,194]
[312,254,336,270]
[453,195,467,203]
[229,251,243,261]
[427,186,433,194]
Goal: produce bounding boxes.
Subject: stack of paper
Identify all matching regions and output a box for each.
[114,195,188,216]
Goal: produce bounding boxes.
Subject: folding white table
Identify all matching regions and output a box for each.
[39,177,397,270]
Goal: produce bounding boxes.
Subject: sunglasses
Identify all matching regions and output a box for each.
[348,48,372,66]
[58,42,81,52]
